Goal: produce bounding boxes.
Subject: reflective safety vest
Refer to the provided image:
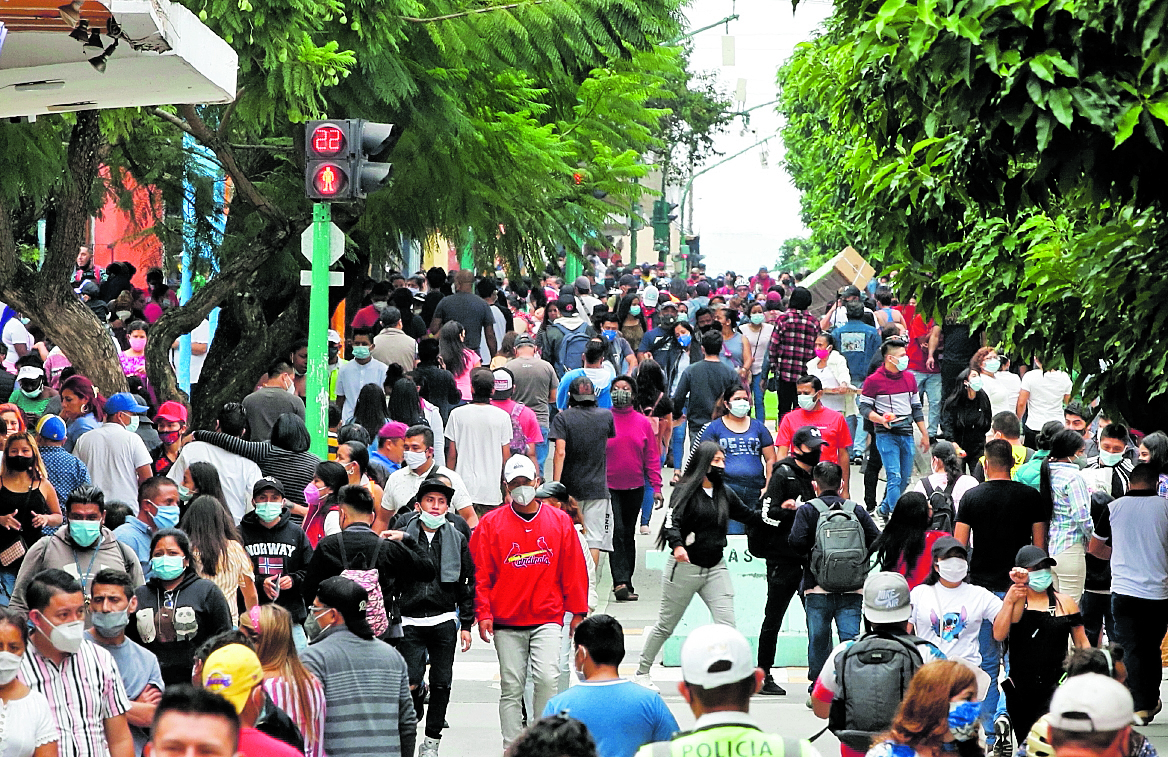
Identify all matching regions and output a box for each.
[637,725,813,757]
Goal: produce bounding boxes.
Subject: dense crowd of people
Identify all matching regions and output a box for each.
[0,249,1157,757]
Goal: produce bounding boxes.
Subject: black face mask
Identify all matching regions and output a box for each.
[795,447,822,466]
[706,466,724,484]
[6,456,33,472]
[699,322,718,334]
[659,315,677,326]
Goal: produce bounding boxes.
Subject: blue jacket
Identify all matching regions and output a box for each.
[831,320,882,384]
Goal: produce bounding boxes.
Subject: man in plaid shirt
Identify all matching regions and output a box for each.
[766,287,821,418]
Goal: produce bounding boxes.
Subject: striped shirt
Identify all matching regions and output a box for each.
[1047,461,1094,556]
[301,627,416,757]
[193,431,322,506]
[20,638,131,757]
[264,674,328,757]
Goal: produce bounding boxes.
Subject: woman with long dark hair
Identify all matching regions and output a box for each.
[940,368,993,473]
[534,301,562,369]
[180,461,225,512]
[386,376,425,427]
[438,320,480,401]
[616,293,647,349]
[351,383,389,440]
[193,412,322,518]
[633,441,761,689]
[301,460,349,547]
[870,492,945,589]
[912,440,979,512]
[413,338,460,423]
[180,494,258,627]
[1137,429,1168,496]
[1039,429,1092,599]
[0,433,61,603]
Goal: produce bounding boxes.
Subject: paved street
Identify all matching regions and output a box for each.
[435,457,1168,756]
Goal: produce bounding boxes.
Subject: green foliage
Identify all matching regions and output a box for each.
[778,0,1168,412]
[651,65,736,181]
[775,236,835,273]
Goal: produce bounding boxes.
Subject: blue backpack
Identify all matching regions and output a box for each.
[553,322,593,377]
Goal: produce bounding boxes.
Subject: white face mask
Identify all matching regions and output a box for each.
[0,651,21,684]
[403,450,428,470]
[937,557,969,583]
[36,614,85,655]
[510,486,536,506]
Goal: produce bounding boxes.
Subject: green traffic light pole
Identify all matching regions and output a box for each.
[306,202,332,459]
[676,130,780,274]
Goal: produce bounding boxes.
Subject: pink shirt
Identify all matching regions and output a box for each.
[491,398,544,445]
[453,349,481,400]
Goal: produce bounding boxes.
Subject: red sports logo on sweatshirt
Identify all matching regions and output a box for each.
[505,537,553,568]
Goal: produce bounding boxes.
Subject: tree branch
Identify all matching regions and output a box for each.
[398,0,551,23]
[216,87,246,139]
[177,104,287,224]
[149,107,195,135]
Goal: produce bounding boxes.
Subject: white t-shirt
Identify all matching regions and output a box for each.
[479,304,508,365]
[169,318,213,384]
[739,323,774,375]
[168,441,262,524]
[981,371,1022,418]
[1,317,32,365]
[912,472,981,511]
[444,402,513,506]
[335,358,389,420]
[908,581,1002,666]
[0,689,57,757]
[828,306,874,329]
[1020,369,1073,431]
[73,423,153,512]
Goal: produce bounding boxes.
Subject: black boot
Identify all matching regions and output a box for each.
[759,674,786,695]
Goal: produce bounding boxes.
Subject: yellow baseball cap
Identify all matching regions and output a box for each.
[201,644,263,714]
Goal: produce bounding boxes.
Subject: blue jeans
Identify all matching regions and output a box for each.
[671,421,686,471]
[536,425,550,474]
[910,370,943,438]
[978,590,1008,739]
[640,477,654,527]
[875,433,915,515]
[726,480,762,535]
[846,414,865,457]
[751,372,766,421]
[0,570,15,606]
[805,592,863,685]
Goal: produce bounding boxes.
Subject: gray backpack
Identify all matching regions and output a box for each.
[808,498,867,592]
[829,632,927,751]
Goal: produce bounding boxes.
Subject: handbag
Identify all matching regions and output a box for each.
[0,538,25,567]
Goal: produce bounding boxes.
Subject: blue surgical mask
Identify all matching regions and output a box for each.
[91,610,129,638]
[602,329,618,341]
[948,700,982,740]
[894,356,909,372]
[151,554,186,581]
[68,519,101,548]
[150,503,180,530]
[983,359,1001,374]
[125,414,140,434]
[629,306,641,316]
[677,334,692,348]
[419,511,447,529]
[1028,568,1054,592]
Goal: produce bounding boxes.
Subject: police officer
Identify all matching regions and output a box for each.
[636,624,820,757]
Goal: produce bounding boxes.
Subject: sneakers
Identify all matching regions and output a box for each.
[992,714,1013,757]
[419,736,441,757]
[632,672,660,692]
[759,674,786,696]
[639,524,650,535]
[1135,698,1163,725]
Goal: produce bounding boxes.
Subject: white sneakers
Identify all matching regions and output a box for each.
[419,736,441,757]
[632,671,660,692]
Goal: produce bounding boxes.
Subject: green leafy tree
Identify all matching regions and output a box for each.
[778,0,1168,426]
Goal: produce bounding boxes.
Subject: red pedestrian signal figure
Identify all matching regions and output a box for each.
[313,163,345,196]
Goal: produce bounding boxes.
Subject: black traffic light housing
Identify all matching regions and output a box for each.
[305,119,399,201]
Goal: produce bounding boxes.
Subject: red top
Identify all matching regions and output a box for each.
[239,726,303,757]
[350,304,382,330]
[899,304,938,375]
[895,530,948,589]
[775,405,853,468]
[470,503,589,626]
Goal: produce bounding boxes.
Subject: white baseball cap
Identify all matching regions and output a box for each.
[680,624,755,688]
[1047,674,1134,733]
[504,454,538,483]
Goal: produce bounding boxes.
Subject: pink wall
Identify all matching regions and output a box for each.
[92,167,164,288]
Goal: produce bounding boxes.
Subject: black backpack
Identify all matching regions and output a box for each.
[922,477,957,533]
[829,632,928,751]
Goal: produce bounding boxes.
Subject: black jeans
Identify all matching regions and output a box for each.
[1112,593,1168,711]
[757,560,804,673]
[863,432,884,511]
[609,487,645,591]
[399,620,458,739]
[1080,590,1114,647]
[776,379,799,420]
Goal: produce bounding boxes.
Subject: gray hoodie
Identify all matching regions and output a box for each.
[10,526,145,614]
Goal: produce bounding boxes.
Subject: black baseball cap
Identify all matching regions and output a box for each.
[1015,545,1057,569]
[252,476,284,497]
[315,576,374,638]
[931,535,968,559]
[792,425,827,449]
[416,479,456,504]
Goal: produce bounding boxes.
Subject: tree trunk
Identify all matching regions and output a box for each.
[0,111,129,396]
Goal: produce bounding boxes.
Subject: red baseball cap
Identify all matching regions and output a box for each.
[154,401,188,424]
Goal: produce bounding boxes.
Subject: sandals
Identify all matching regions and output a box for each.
[614,585,639,602]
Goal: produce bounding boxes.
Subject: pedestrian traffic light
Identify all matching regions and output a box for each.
[305,119,399,201]
[652,200,678,261]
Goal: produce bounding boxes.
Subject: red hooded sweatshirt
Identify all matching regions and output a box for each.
[470,503,589,626]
